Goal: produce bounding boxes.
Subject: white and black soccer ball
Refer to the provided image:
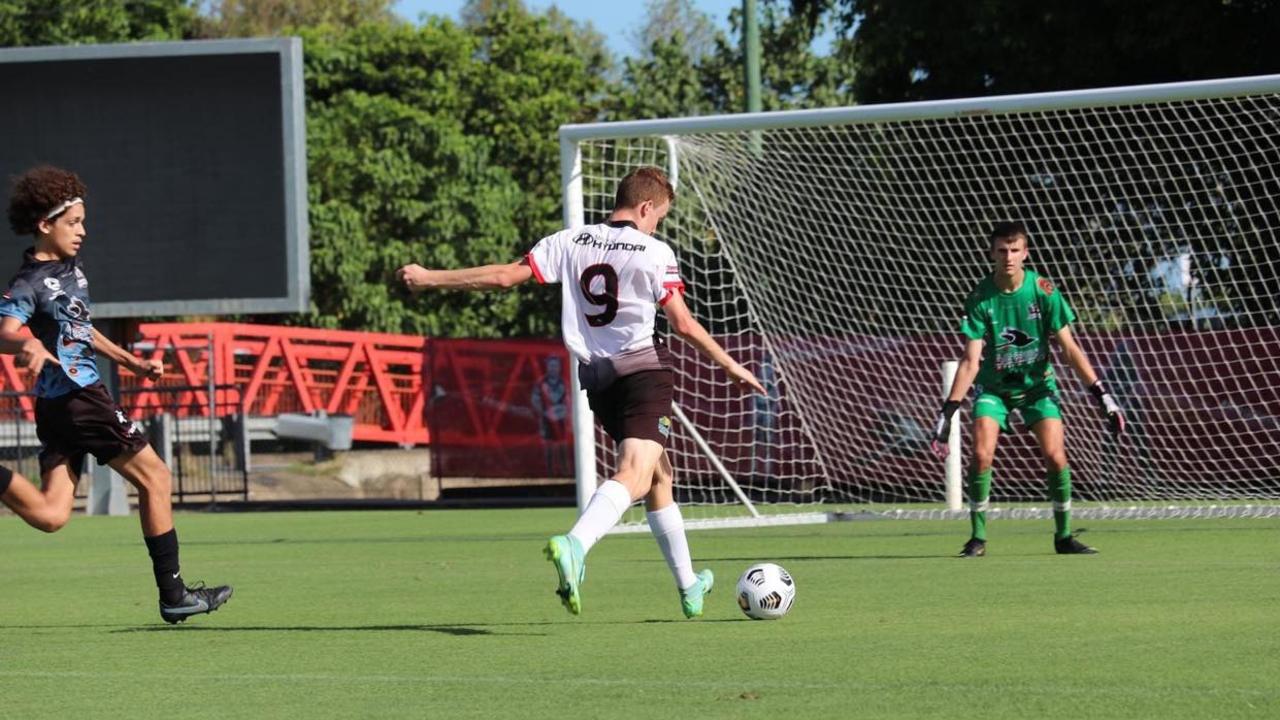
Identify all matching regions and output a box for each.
[736,562,796,620]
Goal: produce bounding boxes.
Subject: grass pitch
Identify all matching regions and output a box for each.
[1,509,1276,719]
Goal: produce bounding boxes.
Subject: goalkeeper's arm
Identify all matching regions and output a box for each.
[931,339,983,459]
[1055,325,1125,436]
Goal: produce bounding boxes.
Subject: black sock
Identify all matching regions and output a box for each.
[144,528,186,605]
[0,466,12,496]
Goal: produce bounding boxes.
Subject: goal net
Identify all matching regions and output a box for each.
[560,75,1280,526]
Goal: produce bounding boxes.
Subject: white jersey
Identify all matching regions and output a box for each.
[526,221,684,364]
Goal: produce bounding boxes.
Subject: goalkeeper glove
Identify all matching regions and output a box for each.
[930,400,963,459]
[1089,380,1126,437]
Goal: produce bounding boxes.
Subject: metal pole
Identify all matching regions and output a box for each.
[88,318,128,516]
[743,0,763,155]
[743,0,762,114]
[560,136,596,512]
[207,333,218,506]
[942,361,962,510]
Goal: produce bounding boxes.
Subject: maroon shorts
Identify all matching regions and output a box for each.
[36,382,149,477]
[587,369,674,446]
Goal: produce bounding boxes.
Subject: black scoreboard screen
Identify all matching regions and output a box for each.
[0,38,307,317]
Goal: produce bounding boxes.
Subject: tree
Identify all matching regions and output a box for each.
[300,5,613,337]
[195,0,398,37]
[454,0,612,333]
[789,0,1280,103]
[0,0,195,46]
[612,0,854,121]
[301,21,526,337]
[629,0,719,62]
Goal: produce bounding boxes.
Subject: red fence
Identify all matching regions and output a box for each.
[0,322,431,446]
[0,323,573,463]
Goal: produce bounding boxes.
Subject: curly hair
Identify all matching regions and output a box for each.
[7,165,87,236]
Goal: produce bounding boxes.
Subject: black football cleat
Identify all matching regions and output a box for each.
[958,538,987,558]
[1054,534,1098,555]
[160,582,234,624]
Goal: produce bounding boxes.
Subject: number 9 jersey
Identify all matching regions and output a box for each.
[525,220,684,364]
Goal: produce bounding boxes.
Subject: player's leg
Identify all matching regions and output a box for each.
[109,446,234,622]
[546,370,671,614]
[645,451,713,618]
[546,436,663,614]
[1027,403,1096,554]
[0,463,74,533]
[963,393,1006,556]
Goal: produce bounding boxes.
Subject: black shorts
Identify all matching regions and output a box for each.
[587,369,674,446]
[36,382,149,477]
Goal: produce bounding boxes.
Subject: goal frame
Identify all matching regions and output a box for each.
[559,73,1280,525]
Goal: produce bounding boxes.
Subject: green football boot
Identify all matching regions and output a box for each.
[544,534,586,615]
[680,569,715,619]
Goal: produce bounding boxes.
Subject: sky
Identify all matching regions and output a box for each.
[392,0,748,57]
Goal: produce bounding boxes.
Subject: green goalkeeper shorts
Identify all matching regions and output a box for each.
[972,386,1062,432]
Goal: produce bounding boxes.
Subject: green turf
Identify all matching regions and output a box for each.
[1,510,1277,719]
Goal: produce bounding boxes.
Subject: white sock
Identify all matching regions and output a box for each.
[568,480,632,554]
[647,503,697,590]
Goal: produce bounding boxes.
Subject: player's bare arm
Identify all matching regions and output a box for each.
[396,260,533,293]
[931,338,984,459]
[90,326,162,380]
[660,291,765,395]
[1056,325,1125,436]
[0,316,58,377]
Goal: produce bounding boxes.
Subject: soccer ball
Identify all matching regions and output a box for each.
[735,563,796,620]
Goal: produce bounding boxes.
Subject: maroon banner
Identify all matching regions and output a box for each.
[425,329,1280,498]
[662,328,1280,501]
[426,338,574,479]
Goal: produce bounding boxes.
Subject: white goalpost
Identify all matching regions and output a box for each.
[560,74,1280,529]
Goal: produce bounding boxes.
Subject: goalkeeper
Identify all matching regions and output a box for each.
[931,221,1124,557]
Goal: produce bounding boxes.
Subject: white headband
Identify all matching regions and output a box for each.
[44,197,83,220]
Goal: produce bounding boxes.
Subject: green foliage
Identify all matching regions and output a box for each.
[0,0,195,46]
[300,6,610,337]
[195,0,398,38]
[612,0,855,121]
[792,0,1280,103]
[302,21,523,337]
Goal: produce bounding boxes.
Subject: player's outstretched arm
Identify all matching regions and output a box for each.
[396,260,533,293]
[0,316,58,378]
[660,292,765,395]
[931,338,983,459]
[1055,325,1124,436]
[90,327,162,380]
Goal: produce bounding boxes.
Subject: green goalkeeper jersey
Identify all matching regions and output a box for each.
[959,269,1076,397]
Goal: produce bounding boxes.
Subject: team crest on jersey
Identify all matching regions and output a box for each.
[1027,302,1041,320]
[65,296,89,320]
[996,327,1035,350]
[1037,277,1055,295]
[657,416,672,438]
[74,267,88,288]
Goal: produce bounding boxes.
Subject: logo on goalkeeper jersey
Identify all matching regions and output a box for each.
[1027,302,1040,320]
[996,327,1035,350]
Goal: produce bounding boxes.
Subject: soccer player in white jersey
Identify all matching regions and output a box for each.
[397,166,765,618]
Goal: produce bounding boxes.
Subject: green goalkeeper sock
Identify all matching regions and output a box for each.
[1048,466,1072,539]
[967,468,992,541]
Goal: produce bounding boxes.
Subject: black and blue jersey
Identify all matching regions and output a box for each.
[0,249,100,398]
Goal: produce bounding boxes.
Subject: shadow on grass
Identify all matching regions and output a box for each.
[107,624,547,636]
[695,554,955,562]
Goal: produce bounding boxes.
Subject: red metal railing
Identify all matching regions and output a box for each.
[0,322,430,445]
